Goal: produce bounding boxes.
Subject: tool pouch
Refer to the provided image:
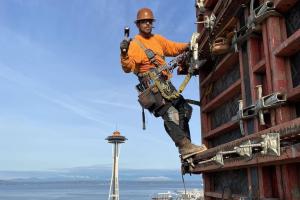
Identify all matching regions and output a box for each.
[138,85,165,112]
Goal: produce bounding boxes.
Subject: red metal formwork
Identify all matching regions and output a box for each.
[193,0,300,199]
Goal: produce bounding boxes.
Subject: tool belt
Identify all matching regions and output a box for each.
[136,70,181,112]
[137,84,165,112]
[133,38,181,113]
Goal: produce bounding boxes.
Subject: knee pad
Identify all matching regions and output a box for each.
[162,106,179,125]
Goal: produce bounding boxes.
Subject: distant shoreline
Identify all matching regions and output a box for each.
[0,179,201,183]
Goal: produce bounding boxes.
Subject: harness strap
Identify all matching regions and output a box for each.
[142,107,146,130]
[133,37,180,101]
[133,38,164,67]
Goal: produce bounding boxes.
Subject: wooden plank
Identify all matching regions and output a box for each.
[204,120,239,139]
[281,165,291,200]
[279,164,300,200]
[210,0,250,38]
[205,191,248,200]
[192,143,300,173]
[205,191,222,198]
[287,86,300,102]
[203,173,213,200]
[253,59,266,74]
[204,0,218,9]
[275,165,285,200]
[258,167,265,199]
[274,29,300,57]
[248,37,264,132]
[200,53,239,87]
[202,79,241,113]
[215,17,238,39]
[275,0,299,13]
[286,163,300,200]
[194,117,300,160]
[196,0,248,67]
[266,17,292,124]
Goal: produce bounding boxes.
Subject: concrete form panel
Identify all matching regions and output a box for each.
[195,1,300,199]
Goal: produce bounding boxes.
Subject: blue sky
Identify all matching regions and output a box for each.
[0,0,201,171]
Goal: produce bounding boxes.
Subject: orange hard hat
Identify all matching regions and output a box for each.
[135,8,155,23]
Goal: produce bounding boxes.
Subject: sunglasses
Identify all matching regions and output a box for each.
[139,19,154,24]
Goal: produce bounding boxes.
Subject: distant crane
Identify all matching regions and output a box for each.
[106,131,127,200]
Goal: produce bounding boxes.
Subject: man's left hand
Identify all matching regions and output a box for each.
[184,43,191,52]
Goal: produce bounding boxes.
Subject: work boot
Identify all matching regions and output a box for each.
[178,137,207,157]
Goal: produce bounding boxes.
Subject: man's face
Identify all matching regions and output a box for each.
[137,19,154,35]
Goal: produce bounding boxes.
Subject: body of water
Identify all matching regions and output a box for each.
[0,180,202,200]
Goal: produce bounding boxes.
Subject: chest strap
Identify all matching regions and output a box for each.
[133,38,180,101]
[133,38,166,68]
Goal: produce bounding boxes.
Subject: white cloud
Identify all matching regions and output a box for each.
[0,64,114,127]
[90,99,139,111]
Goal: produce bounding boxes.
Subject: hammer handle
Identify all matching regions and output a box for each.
[122,27,130,53]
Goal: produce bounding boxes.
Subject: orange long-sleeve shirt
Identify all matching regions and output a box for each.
[121,34,188,74]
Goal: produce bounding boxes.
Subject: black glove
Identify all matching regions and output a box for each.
[120,39,130,55]
[184,42,191,52]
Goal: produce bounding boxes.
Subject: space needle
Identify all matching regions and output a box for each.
[106,131,127,200]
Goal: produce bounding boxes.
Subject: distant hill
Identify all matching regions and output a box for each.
[0,165,202,182]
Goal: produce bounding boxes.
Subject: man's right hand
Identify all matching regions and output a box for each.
[120,39,130,55]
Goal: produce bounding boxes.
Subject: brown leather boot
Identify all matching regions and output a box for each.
[178,137,207,156]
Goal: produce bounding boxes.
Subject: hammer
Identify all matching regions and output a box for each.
[122,26,130,54]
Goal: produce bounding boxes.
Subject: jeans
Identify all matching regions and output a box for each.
[161,96,192,146]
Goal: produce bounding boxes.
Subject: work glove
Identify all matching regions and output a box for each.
[184,42,191,52]
[120,39,130,55]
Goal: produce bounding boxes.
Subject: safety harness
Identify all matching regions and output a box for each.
[133,38,181,101]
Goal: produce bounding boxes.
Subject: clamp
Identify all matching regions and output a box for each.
[248,0,281,30]
[195,13,216,31]
[235,85,286,135]
[232,1,281,51]
[195,0,206,14]
[196,152,224,166]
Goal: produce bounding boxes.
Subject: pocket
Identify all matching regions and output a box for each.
[138,86,165,111]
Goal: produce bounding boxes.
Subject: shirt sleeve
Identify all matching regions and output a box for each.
[155,35,188,57]
[121,54,136,73]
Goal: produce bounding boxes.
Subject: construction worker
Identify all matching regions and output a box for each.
[120,8,207,158]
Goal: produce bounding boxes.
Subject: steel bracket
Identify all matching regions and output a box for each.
[255,85,287,125]
[181,157,196,175]
[234,132,281,156]
[234,133,281,157]
[236,85,286,134]
[237,100,256,135]
[220,140,252,158]
[235,140,252,157]
[195,13,216,30]
[248,1,280,29]
[260,132,281,156]
[195,0,206,14]
[190,133,280,170]
[196,152,224,166]
[190,32,200,70]
[232,1,281,51]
